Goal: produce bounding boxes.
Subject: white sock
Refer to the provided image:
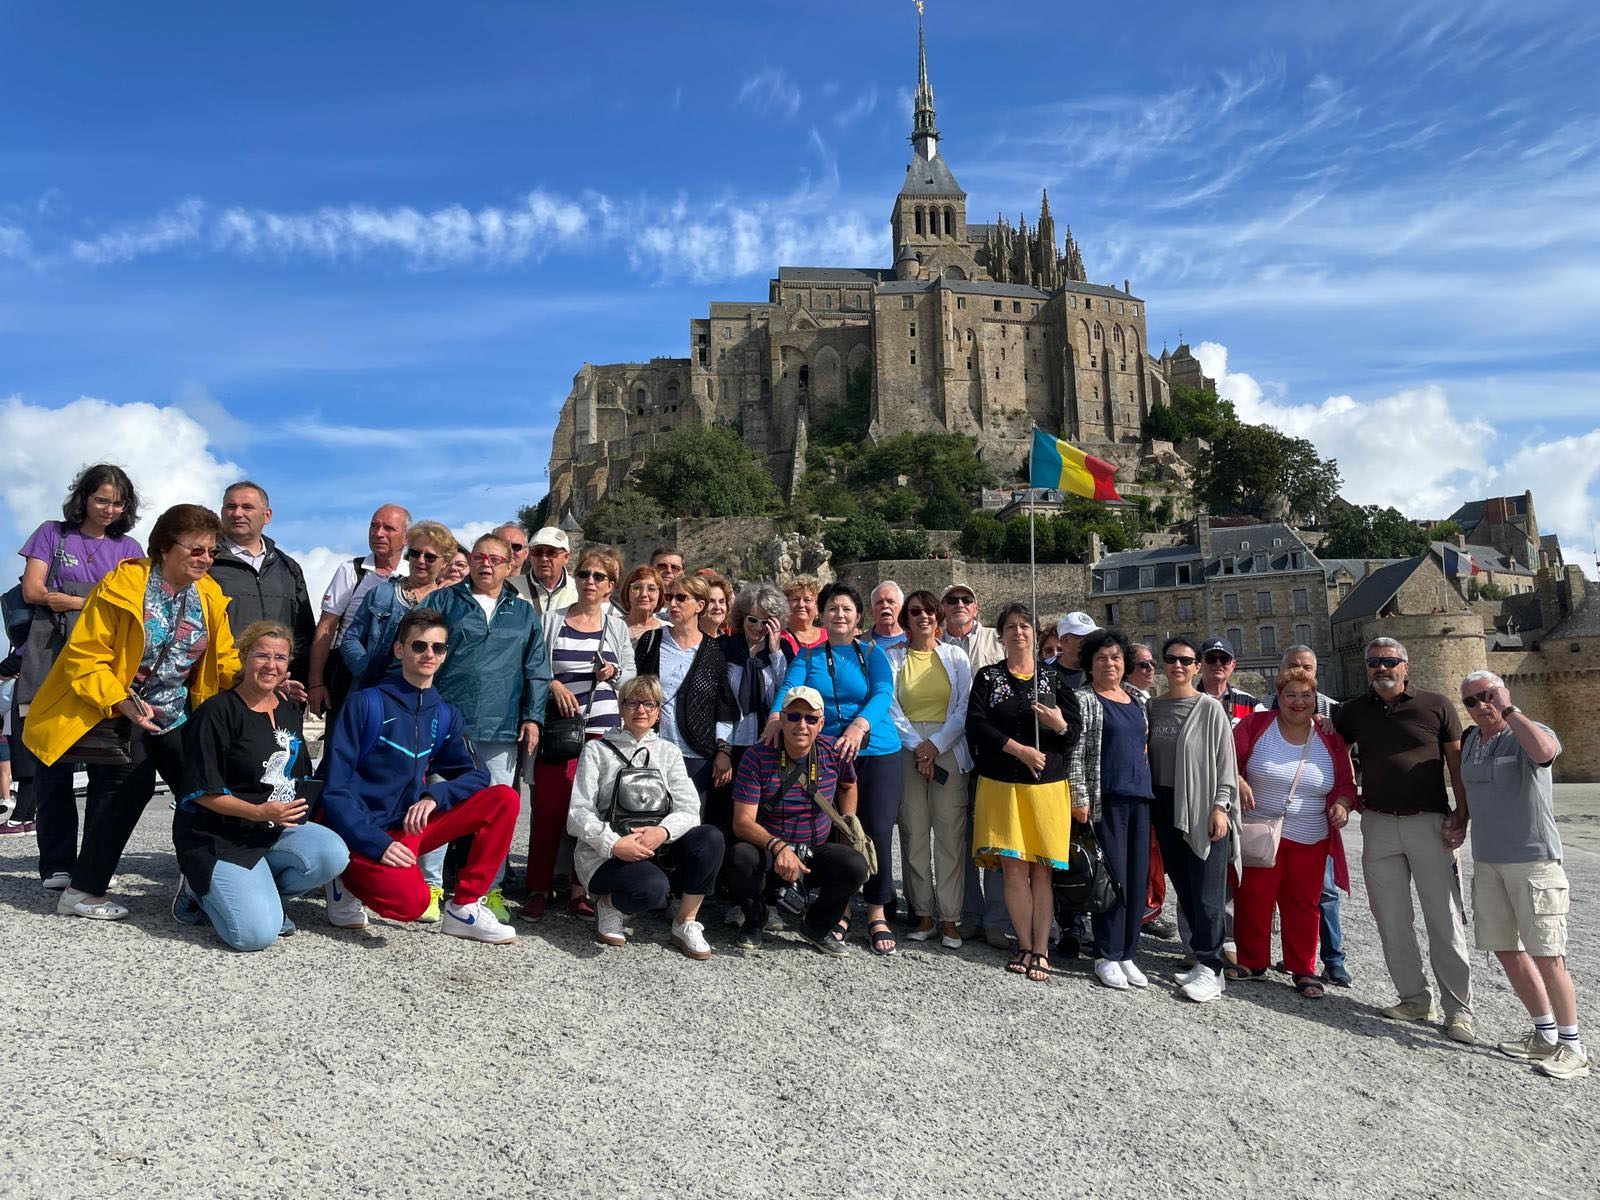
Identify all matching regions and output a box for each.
[1533,1012,1558,1042]
[1558,1023,1584,1058]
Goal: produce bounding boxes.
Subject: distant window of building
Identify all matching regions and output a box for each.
[910,352,917,365]
[908,323,916,337]
[1227,626,1245,652]
[914,209,925,236]
[1139,566,1155,589]
[994,367,1000,379]
[1224,593,1241,618]
[1176,563,1193,585]
[1293,588,1309,614]
[1070,296,1078,308]
[902,295,914,310]
[1338,581,1352,601]
[1177,596,1194,621]
[1254,552,1268,572]
[822,293,834,309]
[1294,622,1312,647]
[1132,305,1139,316]
[718,348,726,363]
[1139,599,1157,622]
[1031,303,1040,315]
[956,296,966,310]
[965,329,974,342]
[1012,301,1022,313]
[994,300,1003,312]
[1106,602,1121,625]
[1290,551,1305,569]
[1259,625,1277,655]
[1118,302,1125,314]
[1273,538,1283,547]
[666,383,678,407]
[966,357,973,370]
[1256,591,1272,615]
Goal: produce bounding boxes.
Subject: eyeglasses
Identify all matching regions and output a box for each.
[405,548,440,563]
[470,552,508,566]
[1163,653,1197,666]
[505,543,526,554]
[629,582,658,593]
[1203,653,1232,666]
[89,496,127,510]
[574,569,611,582]
[783,711,822,726]
[622,699,660,712]
[1366,656,1406,669]
[407,640,448,656]
[174,541,217,559]
[1462,690,1497,709]
[529,546,563,557]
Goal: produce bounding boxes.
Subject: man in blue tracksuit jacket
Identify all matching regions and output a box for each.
[318,607,519,944]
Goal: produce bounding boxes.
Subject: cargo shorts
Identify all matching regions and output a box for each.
[1471,859,1569,956]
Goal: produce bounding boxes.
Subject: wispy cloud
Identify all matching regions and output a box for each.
[69,197,207,264]
[736,67,802,118]
[833,85,879,128]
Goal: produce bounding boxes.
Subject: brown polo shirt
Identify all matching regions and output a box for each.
[1334,685,1463,815]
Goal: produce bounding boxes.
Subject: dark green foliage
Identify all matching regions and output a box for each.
[793,469,858,519]
[957,499,1145,564]
[580,489,668,544]
[919,474,970,530]
[1471,579,1507,601]
[518,494,551,537]
[959,512,1005,559]
[1142,385,1238,444]
[636,424,781,518]
[824,513,930,565]
[810,360,873,448]
[1196,424,1340,524]
[1319,504,1431,559]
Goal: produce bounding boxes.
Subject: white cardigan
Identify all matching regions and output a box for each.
[566,728,700,890]
[884,642,974,773]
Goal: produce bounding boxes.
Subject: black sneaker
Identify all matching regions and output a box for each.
[797,922,850,958]
[1143,916,1178,940]
[1322,961,1353,987]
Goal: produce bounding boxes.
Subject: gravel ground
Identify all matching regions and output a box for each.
[2,799,1596,1200]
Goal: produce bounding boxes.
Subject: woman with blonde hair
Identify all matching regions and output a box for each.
[339,519,455,690]
[778,576,825,658]
[174,621,349,950]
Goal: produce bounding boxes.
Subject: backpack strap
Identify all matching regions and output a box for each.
[357,687,385,760]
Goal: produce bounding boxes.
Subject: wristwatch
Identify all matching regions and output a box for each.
[1501,704,1519,719]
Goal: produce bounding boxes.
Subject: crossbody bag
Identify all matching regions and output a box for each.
[1240,730,1312,870]
[774,753,877,875]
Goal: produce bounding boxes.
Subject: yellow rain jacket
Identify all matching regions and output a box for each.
[22,559,239,766]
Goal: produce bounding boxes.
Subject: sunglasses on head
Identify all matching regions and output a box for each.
[408,639,448,656]
[1462,690,1498,709]
[1366,656,1405,669]
[1164,653,1197,666]
[574,569,610,582]
[405,547,440,563]
[783,711,822,726]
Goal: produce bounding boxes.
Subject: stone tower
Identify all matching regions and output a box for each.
[888,9,974,281]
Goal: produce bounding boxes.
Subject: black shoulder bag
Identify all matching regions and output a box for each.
[540,653,601,763]
[68,587,191,766]
[598,739,672,834]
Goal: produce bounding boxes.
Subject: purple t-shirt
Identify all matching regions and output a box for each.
[19,522,142,588]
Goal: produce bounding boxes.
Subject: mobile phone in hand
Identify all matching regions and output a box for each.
[931,764,950,786]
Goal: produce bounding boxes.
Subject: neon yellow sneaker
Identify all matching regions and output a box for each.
[485,888,512,924]
[418,885,444,924]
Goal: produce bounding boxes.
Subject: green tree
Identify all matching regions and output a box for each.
[1142,385,1238,444]
[919,474,970,530]
[518,493,551,537]
[793,469,858,519]
[1319,504,1430,559]
[1425,519,1463,542]
[823,512,929,565]
[579,489,667,543]
[810,360,873,448]
[637,424,781,519]
[1196,424,1340,523]
[959,512,1005,560]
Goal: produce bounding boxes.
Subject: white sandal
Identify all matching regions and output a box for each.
[56,888,129,920]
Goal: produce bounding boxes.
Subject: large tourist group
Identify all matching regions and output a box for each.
[0,463,1585,1082]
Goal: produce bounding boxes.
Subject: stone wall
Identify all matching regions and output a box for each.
[1491,636,1600,782]
[838,558,1091,626]
[1329,612,1488,711]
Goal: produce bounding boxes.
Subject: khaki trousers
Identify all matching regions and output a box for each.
[1360,810,1473,1017]
[898,721,968,923]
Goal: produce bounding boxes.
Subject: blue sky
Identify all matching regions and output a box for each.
[3,0,1598,595]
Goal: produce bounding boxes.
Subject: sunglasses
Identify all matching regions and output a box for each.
[1366,656,1405,669]
[668,592,695,603]
[407,639,448,656]
[1164,653,1197,666]
[470,552,508,566]
[1462,690,1498,709]
[575,569,611,582]
[622,699,661,712]
[174,541,217,559]
[405,547,440,563]
[784,711,822,726]
[1132,659,1156,670]
[505,543,526,554]
[944,596,974,606]
[906,607,935,618]
[530,547,563,557]
[1203,653,1232,665]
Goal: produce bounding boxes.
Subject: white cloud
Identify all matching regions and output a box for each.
[68,198,206,265]
[289,545,361,611]
[0,393,241,542]
[1191,342,1599,576]
[736,68,802,118]
[0,223,29,261]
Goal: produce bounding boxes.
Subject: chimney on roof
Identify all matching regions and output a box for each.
[1192,511,1211,552]
[1123,279,1130,294]
[1453,533,1466,548]
[1088,531,1104,564]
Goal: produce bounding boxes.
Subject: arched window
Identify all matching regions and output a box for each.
[761,377,771,402]
[798,365,809,392]
[635,386,648,410]
[944,207,955,236]
[665,382,678,408]
[1093,322,1103,341]
[914,207,925,236]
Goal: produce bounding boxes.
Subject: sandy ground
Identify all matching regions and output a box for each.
[2,793,1597,1200]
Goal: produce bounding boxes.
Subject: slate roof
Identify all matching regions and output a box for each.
[898,153,966,197]
[1321,558,1395,585]
[1547,593,1600,639]
[1448,494,1529,528]
[776,267,890,283]
[1431,541,1533,576]
[1329,556,1427,623]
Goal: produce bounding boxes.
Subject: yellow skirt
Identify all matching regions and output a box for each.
[973,776,1073,870]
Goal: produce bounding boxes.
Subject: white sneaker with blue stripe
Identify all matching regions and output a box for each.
[324,877,368,929]
[442,899,516,944]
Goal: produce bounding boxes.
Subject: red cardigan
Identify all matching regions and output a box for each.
[1233,711,1355,892]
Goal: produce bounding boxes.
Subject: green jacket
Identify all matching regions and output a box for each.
[428,582,550,742]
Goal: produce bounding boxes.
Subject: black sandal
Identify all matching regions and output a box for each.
[1224,964,1268,982]
[867,918,897,957]
[1293,974,1326,999]
[1025,952,1051,983]
[1006,950,1030,975]
[830,918,849,943]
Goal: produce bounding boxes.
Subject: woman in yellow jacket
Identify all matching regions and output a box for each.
[24,504,239,920]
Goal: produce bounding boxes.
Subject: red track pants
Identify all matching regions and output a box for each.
[1234,835,1329,976]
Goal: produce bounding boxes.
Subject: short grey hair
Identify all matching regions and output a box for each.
[732,581,787,628]
[1365,636,1408,660]
[1461,670,1505,691]
[871,580,904,604]
[1281,644,1317,667]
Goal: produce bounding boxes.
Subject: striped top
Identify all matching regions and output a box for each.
[1242,720,1333,844]
[553,621,620,733]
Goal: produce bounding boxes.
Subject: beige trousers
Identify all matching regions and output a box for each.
[1360,810,1473,1017]
[898,721,968,923]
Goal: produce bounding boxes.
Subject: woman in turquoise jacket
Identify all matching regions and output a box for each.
[766,582,902,955]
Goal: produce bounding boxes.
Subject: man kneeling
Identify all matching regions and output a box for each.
[727,687,869,957]
[319,608,518,943]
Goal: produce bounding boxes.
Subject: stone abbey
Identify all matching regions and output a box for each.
[546,14,1201,519]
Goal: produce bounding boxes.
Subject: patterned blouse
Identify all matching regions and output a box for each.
[134,569,210,733]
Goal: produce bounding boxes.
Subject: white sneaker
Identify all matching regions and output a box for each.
[1173,962,1204,987]
[1094,958,1130,990]
[441,900,516,944]
[1120,960,1149,988]
[595,898,627,946]
[324,878,367,929]
[671,918,713,960]
[1180,964,1226,1003]
[56,887,129,920]
[42,871,72,891]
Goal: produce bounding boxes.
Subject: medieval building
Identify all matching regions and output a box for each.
[547,14,1186,518]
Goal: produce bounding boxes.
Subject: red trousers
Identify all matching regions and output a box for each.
[1143,828,1166,923]
[1234,835,1329,976]
[527,754,582,893]
[341,784,519,921]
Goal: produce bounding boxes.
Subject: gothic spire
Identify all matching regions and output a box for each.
[911,3,940,160]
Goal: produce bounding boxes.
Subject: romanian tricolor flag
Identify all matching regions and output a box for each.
[1029,429,1122,501]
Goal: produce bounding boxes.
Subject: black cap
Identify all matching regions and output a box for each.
[1200,636,1235,660]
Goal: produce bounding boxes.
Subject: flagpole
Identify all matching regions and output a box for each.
[1031,476,1040,749]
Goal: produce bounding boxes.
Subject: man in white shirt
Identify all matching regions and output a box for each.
[308,503,410,719]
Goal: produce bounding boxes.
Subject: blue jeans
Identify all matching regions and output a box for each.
[1320,853,1345,969]
[198,823,350,952]
[420,740,518,889]
[1092,795,1151,963]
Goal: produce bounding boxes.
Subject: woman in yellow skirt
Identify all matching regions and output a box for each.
[965,603,1079,981]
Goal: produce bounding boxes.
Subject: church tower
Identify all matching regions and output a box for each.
[890,8,969,276]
